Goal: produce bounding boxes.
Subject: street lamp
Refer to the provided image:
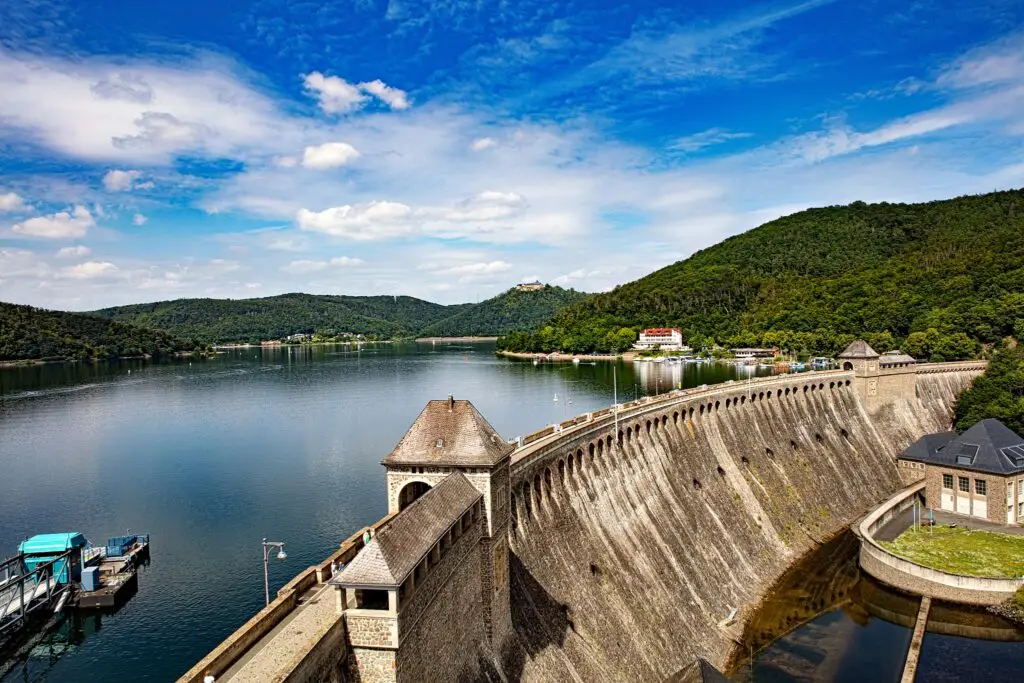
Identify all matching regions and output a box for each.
[261,538,287,606]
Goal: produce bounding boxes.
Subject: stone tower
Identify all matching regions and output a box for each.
[840,340,916,411]
[380,396,515,647]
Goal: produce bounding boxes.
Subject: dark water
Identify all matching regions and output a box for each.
[0,343,761,682]
[733,532,1024,682]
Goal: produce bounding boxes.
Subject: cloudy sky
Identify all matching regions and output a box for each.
[1,0,1023,310]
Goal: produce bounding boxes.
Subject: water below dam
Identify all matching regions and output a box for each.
[729,531,1024,682]
[0,343,1014,681]
[0,343,762,682]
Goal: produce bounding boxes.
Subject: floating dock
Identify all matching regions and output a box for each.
[74,534,150,610]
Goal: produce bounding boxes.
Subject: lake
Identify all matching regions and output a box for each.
[0,342,762,681]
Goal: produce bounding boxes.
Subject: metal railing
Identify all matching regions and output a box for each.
[0,549,75,637]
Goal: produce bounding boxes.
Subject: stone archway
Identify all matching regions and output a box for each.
[398,480,432,511]
[843,361,853,371]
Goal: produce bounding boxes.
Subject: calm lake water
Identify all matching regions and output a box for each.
[0,343,755,682]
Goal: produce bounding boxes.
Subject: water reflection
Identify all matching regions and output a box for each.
[728,532,1024,682]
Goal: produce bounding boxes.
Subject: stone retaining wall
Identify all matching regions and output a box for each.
[856,482,1023,606]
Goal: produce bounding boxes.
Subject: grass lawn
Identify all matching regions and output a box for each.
[879,524,1024,578]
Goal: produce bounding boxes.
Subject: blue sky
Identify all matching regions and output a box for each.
[1,0,1023,310]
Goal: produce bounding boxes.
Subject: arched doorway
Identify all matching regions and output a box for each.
[842,361,853,371]
[398,481,432,510]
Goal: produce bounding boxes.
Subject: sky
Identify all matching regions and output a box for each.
[1,0,1023,311]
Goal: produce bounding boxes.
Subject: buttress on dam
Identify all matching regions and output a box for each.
[182,353,987,683]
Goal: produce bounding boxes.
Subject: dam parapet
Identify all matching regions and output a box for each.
[179,355,987,683]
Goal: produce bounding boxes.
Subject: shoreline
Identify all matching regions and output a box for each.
[415,336,499,343]
[496,350,635,362]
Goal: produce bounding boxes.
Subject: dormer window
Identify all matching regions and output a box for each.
[1002,445,1024,467]
[955,444,979,466]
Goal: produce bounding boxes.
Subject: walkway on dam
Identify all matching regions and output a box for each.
[218,582,338,682]
[875,508,1024,542]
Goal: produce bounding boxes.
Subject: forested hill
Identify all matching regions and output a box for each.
[500,189,1024,359]
[94,294,465,344]
[418,286,588,337]
[91,288,586,344]
[0,302,193,362]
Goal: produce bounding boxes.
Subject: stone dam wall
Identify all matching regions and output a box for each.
[502,365,983,680]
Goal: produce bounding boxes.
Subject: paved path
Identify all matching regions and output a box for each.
[220,582,339,682]
[876,507,1024,543]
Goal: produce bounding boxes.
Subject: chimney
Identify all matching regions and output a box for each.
[447,395,455,410]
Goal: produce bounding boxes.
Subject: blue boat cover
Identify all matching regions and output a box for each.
[19,533,88,555]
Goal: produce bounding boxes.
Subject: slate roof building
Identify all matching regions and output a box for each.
[898,419,1024,525]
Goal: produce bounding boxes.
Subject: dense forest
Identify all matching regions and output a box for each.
[91,287,587,344]
[417,286,588,337]
[955,345,1024,435]
[0,302,195,362]
[499,189,1024,359]
[94,293,466,344]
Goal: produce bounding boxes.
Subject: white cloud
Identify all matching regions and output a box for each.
[470,137,498,151]
[441,261,511,276]
[56,245,91,259]
[0,192,29,213]
[330,256,365,266]
[0,248,50,278]
[302,71,410,114]
[11,205,95,239]
[133,213,148,226]
[281,259,329,274]
[281,256,365,274]
[62,261,118,279]
[669,128,752,153]
[358,79,411,110]
[296,201,417,240]
[938,34,1024,90]
[103,169,144,191]
[303,72,367,114]
[302,142,361,170]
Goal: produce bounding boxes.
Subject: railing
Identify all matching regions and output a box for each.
[0,550,74,636]
[511,369,850,474]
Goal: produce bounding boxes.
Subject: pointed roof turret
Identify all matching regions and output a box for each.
[382,396,515,468]
[839,340,879,359]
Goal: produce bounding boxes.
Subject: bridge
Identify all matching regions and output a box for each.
[180,353,987,683]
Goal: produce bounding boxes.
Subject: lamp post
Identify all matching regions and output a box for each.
[261,538,287,606]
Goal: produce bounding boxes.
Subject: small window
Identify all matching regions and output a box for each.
[958,476,970,493]
[436,439,444,448]
[975,479,986,496]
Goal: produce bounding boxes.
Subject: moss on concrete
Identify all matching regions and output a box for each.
[879,525,1024,578]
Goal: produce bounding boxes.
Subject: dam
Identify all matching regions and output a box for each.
[181,349,987,682]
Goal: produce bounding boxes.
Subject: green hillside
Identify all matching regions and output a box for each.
[94,293,464,344]
[418,286,589,337]
[0,302,194,362]
[91,288,586,344]
[499,189,1024,358]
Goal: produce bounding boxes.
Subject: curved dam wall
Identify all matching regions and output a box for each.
[503,365,983,681]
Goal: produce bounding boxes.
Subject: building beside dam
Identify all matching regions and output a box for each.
[898,418,1024,525]
[180,343,988,683]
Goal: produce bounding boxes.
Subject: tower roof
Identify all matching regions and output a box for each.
[332,472,482,588]
[901,419,1024,476]
[839,340,879,359]
[381,396,515,468]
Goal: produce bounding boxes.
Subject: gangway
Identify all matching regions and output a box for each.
[0,549,74,639]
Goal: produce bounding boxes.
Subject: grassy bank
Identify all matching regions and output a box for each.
[879,525,1024,578]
